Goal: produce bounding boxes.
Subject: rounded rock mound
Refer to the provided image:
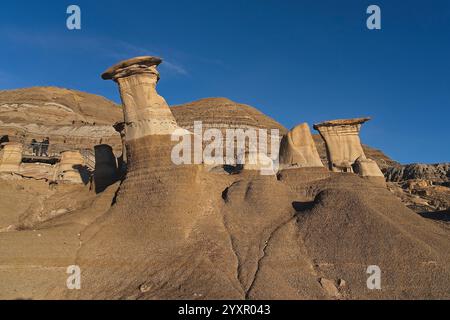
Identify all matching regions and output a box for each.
[0,86,122,126]
[171,97,288,133]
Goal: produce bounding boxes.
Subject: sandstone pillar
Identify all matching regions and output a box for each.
[56,150,84,184]
[102,56,180,141]
[313,118,370,173]
[279,123,323,168]
[0,142,23,173]
[94,144,119,193]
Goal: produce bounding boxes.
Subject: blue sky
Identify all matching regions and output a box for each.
[1,0,449,164]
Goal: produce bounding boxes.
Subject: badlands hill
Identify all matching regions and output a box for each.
[0,87,123,153]
[0,79,449,300]
[0,87,395,167]
[0,87,122,126]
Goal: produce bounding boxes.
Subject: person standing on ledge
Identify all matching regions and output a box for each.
[40,137,50,157]
[31,139,40,156]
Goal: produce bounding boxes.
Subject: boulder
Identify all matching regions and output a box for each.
[0,142,23,173]
[279,123,323,168]
[56,151,85,184]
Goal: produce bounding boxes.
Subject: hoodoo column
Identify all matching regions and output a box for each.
[101,56,180,141]
[313,118,370,173]
[313,117,384,182]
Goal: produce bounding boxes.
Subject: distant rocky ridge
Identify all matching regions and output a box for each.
[384,163,450,216]
[385,163,450,184]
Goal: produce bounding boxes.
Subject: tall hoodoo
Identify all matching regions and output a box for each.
[313,118,371,173]
[102,56,180,141]
[313,118,384,180]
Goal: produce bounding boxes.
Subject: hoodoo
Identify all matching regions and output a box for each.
[313,118,369,173]
[102,56,180,140]
[313,118,384,179]
[279,123,323,168]
[0,57,448,300]
[71,57,215,299]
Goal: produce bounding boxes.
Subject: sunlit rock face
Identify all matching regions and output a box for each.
[56,150,85,184]
[0,142,23,173]
[102,56,180,141]
[354,156,384,177]
[0,87,123,155]
[0,56,449,300]
[279,123,323,169]
[313,118,370,173]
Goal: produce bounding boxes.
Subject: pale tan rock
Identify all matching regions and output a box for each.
[354,156,384,177]
[102,56,182,140]
[313,118,370,173]
[241,151,277,175]
[0,142,23,173]
[354,157,386,186]
[279,123,323,168]
[56,151,84,184]
[319,278,341,298]
[19,163,54,180]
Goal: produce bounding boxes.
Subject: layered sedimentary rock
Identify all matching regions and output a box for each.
[385,163,450,184]
[102,56,180,140]
[0,85,398,172]
[172,98,286,166]
[313,118,384,182]
[354,156,384,178]
[313,118,370,173]
[70,56,210,298]
[0,121,121,157]
[0,87,122,126]
[0,142,23,173]
[0,87,123,155]
[279,123,323,168]
[0,58,449,300]
[56,151,85,184]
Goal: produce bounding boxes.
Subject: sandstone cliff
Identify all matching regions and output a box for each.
[0,87,122,154]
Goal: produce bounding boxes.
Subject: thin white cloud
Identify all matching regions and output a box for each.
[1,27,189,76]
[109,41,189,76]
